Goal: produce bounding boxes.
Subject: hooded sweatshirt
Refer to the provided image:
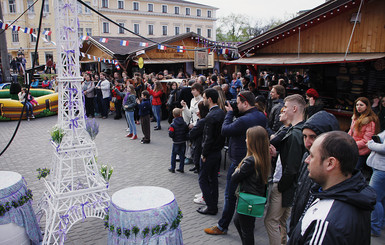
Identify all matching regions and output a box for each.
[289,111,340,234]
[288,170,376,245]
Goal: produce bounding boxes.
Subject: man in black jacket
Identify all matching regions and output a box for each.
[197,89,225,215]
[288,131,376,245]
[265,94,306,245]
[204,91,267,234]
[178,80,194,108]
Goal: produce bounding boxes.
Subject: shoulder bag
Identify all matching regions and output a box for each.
[236,185,268,218]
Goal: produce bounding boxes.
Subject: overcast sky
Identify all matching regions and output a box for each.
[192,0,326,24]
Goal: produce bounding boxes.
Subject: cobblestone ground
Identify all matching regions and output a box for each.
[1,115,384,245]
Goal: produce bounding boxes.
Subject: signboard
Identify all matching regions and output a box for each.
[194,48,214,69]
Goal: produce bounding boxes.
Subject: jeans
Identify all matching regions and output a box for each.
[234,211,256,245]
[199,150,222,211]
[218,160,239,231]
[170,143,186,170]
[152,104,161,128]
[125,111,136,135]
[21,101,33,118]
[102,98,109,117]
[370,168,385,235]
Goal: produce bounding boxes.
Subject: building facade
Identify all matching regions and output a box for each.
[1,0,217,69]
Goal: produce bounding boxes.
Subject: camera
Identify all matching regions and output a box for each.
[227,99,240,117]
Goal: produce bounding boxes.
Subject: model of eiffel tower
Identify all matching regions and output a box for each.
[36,1,109,244]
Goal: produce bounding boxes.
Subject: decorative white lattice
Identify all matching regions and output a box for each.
[36,1,110,244]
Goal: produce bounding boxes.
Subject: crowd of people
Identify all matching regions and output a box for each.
[16,66,385,244]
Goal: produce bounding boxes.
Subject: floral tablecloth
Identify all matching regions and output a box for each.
[0,171,42,245]
[107,186,183,245]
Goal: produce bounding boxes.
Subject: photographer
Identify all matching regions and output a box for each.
[204,91,267,235]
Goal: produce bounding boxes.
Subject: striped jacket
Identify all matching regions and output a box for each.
[288,171,375,245]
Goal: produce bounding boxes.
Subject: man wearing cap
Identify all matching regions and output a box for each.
[304,88,323,120]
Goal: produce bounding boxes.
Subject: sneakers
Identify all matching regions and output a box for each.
[195,193,202,198]
[130,135,137,140]
[31,114,35,119]
[194,196,206,205]
[204,226,227,235]
[126,128,130,132]
[126,133,133,138]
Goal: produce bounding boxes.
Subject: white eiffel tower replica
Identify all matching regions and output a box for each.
[36,0,110,244]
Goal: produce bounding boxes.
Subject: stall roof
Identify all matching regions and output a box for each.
[139,59,193,64]
[227,53,385,65]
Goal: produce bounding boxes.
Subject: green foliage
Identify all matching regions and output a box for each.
[50,125,65,144]
[36,168,50,180]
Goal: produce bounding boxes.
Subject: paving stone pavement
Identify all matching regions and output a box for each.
[1,115,384,245]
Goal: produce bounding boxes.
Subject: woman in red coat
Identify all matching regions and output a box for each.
[348,97,380,171]
[147,81,163,130]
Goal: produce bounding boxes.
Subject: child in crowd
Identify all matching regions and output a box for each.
[168,108,189,173]
[137,91,152,144]
[27,92,38,106]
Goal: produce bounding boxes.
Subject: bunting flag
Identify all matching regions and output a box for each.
[120,40,129,46]
[93,56,97,61]
[42,37,48,42]
[177,46,185,53]
[12,25,20,31]
[207,48,211,53]
[136,50,145,56]
[99,38,108,43]
[221,48,229,55]
[80,52,86,57]
[81,35,89,40]
[139,42,148,47]
[87,54,91,59]
[42,30,52,35]
[115,64,121,70]
[24,27,33,34]
[157,44,166,50]
[98,58,101,62]
[0,23,9,30]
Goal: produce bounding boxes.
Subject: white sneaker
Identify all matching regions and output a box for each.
[126,128,130,132]
[194,193,202,198]
[194,196,206,205]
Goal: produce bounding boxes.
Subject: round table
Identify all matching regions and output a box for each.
[108,186,183,245]
[0,171,42,245]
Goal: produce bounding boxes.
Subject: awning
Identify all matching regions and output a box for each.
[227,53,385,65]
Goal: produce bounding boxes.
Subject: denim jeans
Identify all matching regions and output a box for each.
[152,105,161,128]
[370,168,385,235]
[170,143,186,170]
[102,98,109,117]
[218,160,239,232]
[21,101,33,118]
[125,111,136,135]
[199,150,222,211]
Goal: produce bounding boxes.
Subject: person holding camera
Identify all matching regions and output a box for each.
[204,91,267,235]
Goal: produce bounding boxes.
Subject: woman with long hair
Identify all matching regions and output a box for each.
[167,82,181,124]
[348,97,380,170]
[231,126,270,245]
[147,81,163,130]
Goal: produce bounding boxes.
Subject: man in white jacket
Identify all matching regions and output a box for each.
[97,72,111,119]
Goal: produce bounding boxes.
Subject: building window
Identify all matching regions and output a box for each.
[197,28,201,36]
[174,6,179,14]
[103,22,109,33]
[77,3,82,14]
[134,24,139,34]
[148,3,153,12]
[27,0,34,13]
[43,1,49,13]
[86,28,92,36]
[175,26,180,35]
[78,28,83,38]
[197,9,201,17]
[118,23,124,34]
[8,0,16,13]
[85,1,91,13]
[186,27,190,33]
[44,28,51,41]
[207,10,212,18]
[12,30,19,42]
[118,0,124,9]
[185,7,190,16]
[207,29,212,38]
[148,25,154,35]
[162,5,167,13]
[31,52,39,66]
[133,2,139,11]
[102,0,108,8]
[45,52,53,64]
[31,29,37,42]
[162,26,167,36]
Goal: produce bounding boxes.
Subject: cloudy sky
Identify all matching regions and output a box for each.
[192,0,326,24]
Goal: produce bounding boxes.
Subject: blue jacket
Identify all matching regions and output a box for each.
[222,107,267,163]
[169,117,189,144]
[138,99,151,117]
[229,79,242,98]
[31,80,39,88]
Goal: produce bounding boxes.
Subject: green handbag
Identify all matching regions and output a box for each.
[236,190,267,218]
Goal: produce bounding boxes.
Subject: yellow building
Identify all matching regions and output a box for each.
[1,0,217,69]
